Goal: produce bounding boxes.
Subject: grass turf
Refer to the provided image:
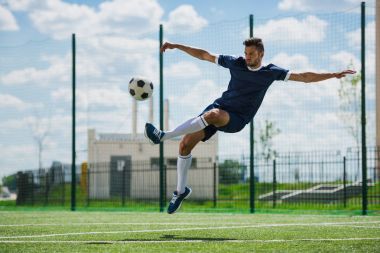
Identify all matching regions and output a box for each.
[0,211,379,252]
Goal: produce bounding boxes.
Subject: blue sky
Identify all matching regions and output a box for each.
[0,0,376,178]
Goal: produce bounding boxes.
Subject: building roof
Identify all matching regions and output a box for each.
[97,133,181,142]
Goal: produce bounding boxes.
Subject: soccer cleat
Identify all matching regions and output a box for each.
[167,186,192,214]
[144,123,165,144]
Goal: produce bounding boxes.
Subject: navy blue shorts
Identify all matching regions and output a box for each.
[199,103,247,142]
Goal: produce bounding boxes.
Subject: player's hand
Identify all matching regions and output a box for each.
[335,70,356,79]
[160,42,175,53]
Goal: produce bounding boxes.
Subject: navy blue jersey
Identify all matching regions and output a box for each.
[214,54,290,123]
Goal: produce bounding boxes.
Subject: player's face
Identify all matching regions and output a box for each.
[244,46,263,68]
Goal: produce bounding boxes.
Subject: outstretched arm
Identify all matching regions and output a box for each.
[288,70,356,83]
[160,42,216,63]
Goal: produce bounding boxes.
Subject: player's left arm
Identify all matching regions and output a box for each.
[288,70,356,83]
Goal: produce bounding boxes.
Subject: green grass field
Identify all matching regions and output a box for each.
[0,211,379,252]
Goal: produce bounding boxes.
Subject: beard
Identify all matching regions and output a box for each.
[247,60,259,68]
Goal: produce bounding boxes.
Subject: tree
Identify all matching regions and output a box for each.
[2,174,17,192]
[258,119,281,162]
[28,109,51,170]
[218,159,243,184]
[337,62,361,148]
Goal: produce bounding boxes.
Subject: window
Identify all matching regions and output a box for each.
[150,158,159,170]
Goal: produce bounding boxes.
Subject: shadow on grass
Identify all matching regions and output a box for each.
[84,235,236,245]
[119,234,236,242]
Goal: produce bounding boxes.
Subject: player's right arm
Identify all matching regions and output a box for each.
[160,42,217,63]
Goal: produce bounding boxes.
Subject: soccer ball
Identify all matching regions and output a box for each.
[128,77,153,101]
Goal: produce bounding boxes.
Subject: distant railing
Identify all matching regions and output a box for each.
[3,147,379,213]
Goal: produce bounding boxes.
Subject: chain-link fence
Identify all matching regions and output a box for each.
[1,4,378,214]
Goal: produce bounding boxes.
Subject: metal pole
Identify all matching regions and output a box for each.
[122,164,126,206]
[273,159,276,208]
[213,162,217,208]
[71,33,76,211]
[361,1,368,215]
[86,167,90,207]
[343,156,347,208]
[376,0,380,166]
[249,14,255,214]
[159,25,165,212]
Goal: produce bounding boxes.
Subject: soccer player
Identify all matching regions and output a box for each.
[145,38,355,214]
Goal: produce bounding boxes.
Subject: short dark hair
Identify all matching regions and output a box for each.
[243,37,264,53]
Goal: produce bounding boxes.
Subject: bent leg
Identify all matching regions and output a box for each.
[179,130,205,156]
[202,108,230,128]
[176,130,205,194]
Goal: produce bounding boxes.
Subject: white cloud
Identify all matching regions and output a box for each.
[0,51,107,86]
[165,5,208,34]
[255,16,328,43]
[278,0,373,12]
[269,52,314,72]
[0,54,70,86]
[6,1,208,39]
[0,94,27,110]
[346,21,375,52]
[0,114,70,132]
[0,143,36,177]
[7,0,164,39]
[52,86,131,109]
[165,61,202,78]
[0,5,18,31]
[173,79,222,108]
[5,0,41,11]
[263,78,341,112]
[278,0,310,11]
[29,1,98,39]
[74,36,158,85]
[330,51,360,71]
[167,79,224,126]
[344,21,375,78]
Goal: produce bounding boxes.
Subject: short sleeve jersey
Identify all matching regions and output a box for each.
[214,54,290,123]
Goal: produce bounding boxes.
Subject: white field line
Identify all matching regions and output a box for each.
[0,221,379,239]
[0,220,379,228]
[0,223,213,227]
[332,225,380,229]
[0,238,380,244]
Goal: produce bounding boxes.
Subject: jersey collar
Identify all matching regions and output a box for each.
[247,65,263,71]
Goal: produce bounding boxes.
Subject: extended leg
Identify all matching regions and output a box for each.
[167,130,205,214]
[145,108,229,144]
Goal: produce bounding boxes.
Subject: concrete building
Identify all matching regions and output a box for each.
[87,98,218,200]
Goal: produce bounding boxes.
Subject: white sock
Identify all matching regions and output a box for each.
[177,154,192,194]
[161,115,208,141]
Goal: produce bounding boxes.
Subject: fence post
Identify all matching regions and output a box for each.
[122,164,126,207]
[159,24,165,212]
[45,172,49,206]
[343,156,347,208]
[61,166,65,206]
[86,166,90,207]
[31,174,35,206]
[273,159,276,208]
[213,162,217,208]
[71,33,76,212]
[249,13,255,214]
[361,1,368,215]
[164,164,167,204]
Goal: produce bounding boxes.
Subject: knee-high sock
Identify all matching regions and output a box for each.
[177,154,192,194]
[161,115,208,141]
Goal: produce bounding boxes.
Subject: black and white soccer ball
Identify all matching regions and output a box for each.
[128,77,153,101]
